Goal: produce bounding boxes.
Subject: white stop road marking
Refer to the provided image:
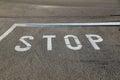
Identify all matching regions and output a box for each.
[0,22,119,52]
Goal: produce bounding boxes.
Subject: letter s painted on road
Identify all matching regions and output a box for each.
[15,36,34,52]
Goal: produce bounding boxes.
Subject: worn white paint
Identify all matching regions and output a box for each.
[43,35,56,51]
[64,35,82,50]
[86,34,103,50]
[15,36,34,52]
[0,22,120,42]
[0,24,16,42]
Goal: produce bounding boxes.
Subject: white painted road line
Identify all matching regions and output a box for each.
[20,22,120,27]
[0,22,120,42]
[0,24,17,42]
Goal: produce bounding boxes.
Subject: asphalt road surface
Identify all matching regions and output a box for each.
[0,0,120,7]
[0,0,120,80]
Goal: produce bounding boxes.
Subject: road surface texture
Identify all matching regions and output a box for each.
[0,0,120,80]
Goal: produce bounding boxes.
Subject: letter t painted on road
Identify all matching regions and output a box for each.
[43,35,56,51]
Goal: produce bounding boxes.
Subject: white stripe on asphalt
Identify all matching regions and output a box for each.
[0,22,120,42]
